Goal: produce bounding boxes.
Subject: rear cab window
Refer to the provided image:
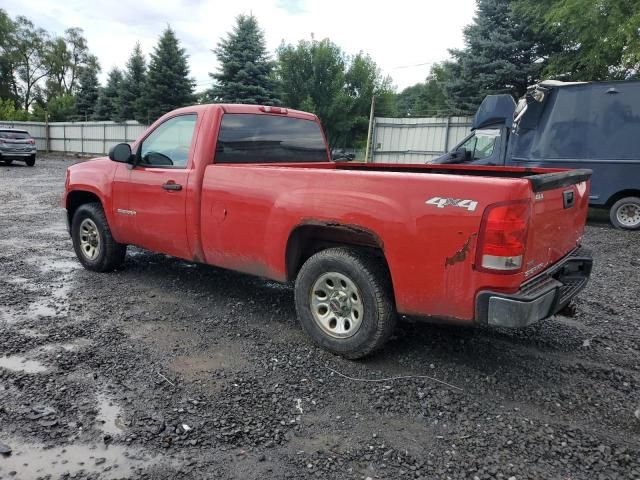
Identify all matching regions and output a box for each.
[215,114,328,164]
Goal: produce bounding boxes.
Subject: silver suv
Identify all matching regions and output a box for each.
[0,128,37,166]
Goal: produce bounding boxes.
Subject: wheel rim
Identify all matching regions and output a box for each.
[616,202,640,227]
[79,218,101,260]
[310,272,364,339]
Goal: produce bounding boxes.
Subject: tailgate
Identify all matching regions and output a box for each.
[523,169,591,277]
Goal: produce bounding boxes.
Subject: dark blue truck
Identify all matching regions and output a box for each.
[434,80,640,230]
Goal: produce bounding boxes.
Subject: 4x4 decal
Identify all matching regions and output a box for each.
[425,197,478,212]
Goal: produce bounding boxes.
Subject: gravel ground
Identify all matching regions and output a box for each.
[0,155,639,480]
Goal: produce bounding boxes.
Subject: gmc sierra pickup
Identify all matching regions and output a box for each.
[63,104,593,358]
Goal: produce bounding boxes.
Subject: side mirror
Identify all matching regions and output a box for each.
[109,143,132,163]
[437,147,471,165]
[451,147,470,161]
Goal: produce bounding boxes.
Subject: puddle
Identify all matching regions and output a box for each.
[0,308,18,325]
[35,257,81,274]
[25,277,74,320]
[0,275,74,324]
[27,301,58,318]
[0,355,48,373]
[18,328,48,338]
[0,441,170,479]
[39,338,92,353]
[96,393,126,435]
[169,344,248,378]
[3,276,35,288]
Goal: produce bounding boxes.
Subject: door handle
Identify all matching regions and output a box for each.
[162,182,182,191]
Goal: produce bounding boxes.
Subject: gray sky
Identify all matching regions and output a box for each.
[3,0,477,91]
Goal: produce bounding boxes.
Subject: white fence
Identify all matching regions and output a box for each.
[0,120,148,155]
[2,116,474,161]
[371,116,473,163]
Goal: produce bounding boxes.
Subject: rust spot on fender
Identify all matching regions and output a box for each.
[445,233,477,267]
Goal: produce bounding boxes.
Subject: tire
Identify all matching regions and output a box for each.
[25,155,35,167]
[71,202,126,272]
[294,247,396,359]
[2,159,13,165]
[609,197,640,230]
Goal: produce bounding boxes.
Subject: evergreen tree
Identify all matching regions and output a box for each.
[515,0,640,80]
[445,0,562,112]
[118,42,146,122]
[74,55,100,120]
[206,15,279,105]
[143,27,194,122]
[93,67,122,120]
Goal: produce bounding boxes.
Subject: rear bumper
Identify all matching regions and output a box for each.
[0,151,36,158]
[475,247,593,328]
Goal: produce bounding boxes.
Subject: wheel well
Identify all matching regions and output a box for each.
[605,190,640,208]
[66,190,101,226]
[285,223,388,281]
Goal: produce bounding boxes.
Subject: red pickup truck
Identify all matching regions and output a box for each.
[63,104,593,358]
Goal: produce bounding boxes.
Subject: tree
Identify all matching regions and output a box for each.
[93,67,122,120]
[11,16,52,109]
[515,0,640,80]
[44,28,91,102]
[47,94,75,121]
[206,14,279,105]
[445,0,561,112]
[117,42,146,122]
[74,55,100,120]
[0,9,19,107]
[277,39,394,149]
[142,27,195,122]
[397,63,455,116]
[0,97,29,120]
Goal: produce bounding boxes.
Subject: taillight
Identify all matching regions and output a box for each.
[29,138,36,144]
[476,200,530,273]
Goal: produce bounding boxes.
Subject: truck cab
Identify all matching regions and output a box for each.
[434,81,640,230]
[433,94,515,166]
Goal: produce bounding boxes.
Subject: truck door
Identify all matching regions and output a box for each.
[125,114,198,259]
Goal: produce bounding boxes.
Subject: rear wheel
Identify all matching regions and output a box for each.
[610,197,640,230]
[71,202,126,272]
[294,247,396,359]
[25,155,35,167]
[2,159,13,165]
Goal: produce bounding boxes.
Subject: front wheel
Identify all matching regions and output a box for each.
[71,202,126,272]
[2,159,13,165]
[294,247,396,359]
[610,197,640,230]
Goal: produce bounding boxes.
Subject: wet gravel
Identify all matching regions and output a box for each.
[0,155,639,479]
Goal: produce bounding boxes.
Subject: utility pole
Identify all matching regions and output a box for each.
[45,111,50,153]
[364,95,376,163]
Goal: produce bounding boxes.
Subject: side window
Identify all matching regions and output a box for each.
[472,129,500,160]
[139,114,197,168]
[215,113,328,164]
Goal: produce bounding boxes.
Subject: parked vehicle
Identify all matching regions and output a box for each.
[63,104,593,358]
[0,128,37,166]
[433,80,640,230]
